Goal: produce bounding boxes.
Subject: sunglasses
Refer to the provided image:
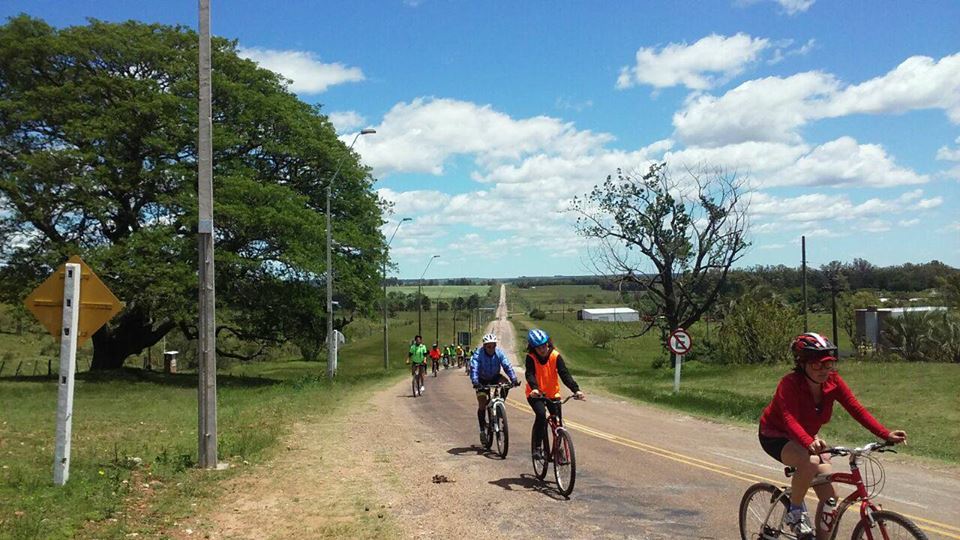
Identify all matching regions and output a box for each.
[809,360,837,371]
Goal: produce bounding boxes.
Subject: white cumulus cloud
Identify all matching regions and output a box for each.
[327,111,366,133]
[352,97,614,176]
[673,52,960,147]
[617,33,770,90]
[237,47,365,94]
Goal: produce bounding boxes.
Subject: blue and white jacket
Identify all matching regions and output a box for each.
[469,346,518,386]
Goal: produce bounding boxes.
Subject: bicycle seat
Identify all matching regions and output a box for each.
[784,466,796,477]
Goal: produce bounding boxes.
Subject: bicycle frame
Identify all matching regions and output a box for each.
[782,443,892,540]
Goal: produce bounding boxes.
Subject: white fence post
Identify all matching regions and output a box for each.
[53,263,81,486]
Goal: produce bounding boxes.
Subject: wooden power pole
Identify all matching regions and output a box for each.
[197,0,218,469]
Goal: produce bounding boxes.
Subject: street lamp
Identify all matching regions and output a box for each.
[327,128,376,379]
[418,255,440,335]
[383,217,412,370]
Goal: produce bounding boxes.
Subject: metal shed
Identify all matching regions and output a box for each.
[577,307,640,322]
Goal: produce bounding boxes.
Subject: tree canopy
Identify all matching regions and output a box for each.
[0,16,386,368]
[573,163,750,340]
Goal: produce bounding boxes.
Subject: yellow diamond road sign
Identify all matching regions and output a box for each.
[24,256,124,347]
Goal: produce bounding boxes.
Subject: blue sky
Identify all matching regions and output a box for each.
[4,0,959,279]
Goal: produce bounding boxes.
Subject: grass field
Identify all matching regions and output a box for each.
[0,306,498,539]
[510,284,624,313]
[387,285,491,300]
[510,297,960,463]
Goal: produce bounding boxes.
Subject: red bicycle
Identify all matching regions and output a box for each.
[739,441,926,539]
[530,396,579,497]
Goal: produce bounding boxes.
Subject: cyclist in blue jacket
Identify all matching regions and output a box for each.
[469,333,519,438]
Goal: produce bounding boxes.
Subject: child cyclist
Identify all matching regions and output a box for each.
[758,332,906,540]
[525,329,584,461]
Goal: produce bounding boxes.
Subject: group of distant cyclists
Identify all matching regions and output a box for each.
[407,327,905,539]
[407,328,585,462]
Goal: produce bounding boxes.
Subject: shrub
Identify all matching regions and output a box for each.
[716,293,800,364]
[883,311,960,362]
[590,327,614,348]
[529,308,546,320]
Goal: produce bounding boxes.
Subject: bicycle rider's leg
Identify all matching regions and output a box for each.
[497,374,510,399]
[528,397,549,455]
[780,441,834,508]
[810,461,836,540]
[476,388,490,432]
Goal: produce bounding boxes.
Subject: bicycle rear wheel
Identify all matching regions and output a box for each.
[531,429,549,479]
[494,401,509,459]
[553,428,576,497]
[851,510,927,540]
[738,482,789,540]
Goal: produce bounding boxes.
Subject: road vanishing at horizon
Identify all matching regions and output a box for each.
[185,284,960,539]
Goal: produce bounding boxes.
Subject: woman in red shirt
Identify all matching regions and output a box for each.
[758,332,906,539]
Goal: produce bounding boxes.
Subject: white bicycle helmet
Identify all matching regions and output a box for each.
[482,333,498,344]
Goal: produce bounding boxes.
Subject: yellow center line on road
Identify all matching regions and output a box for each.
[503,398,960,539]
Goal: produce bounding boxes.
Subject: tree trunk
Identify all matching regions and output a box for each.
[90,309,176,370]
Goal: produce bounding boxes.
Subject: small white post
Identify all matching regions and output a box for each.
[673,354,683,394]
[54,263,81,486]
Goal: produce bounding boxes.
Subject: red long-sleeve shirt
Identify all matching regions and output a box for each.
[759,371,890,448]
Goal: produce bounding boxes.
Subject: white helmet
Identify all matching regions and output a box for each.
[482,333,498,344]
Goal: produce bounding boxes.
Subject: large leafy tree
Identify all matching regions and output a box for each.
[573,163,750,347]
[0,16,385,369]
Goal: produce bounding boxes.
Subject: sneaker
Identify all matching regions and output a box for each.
[785,508,814,539]
[420,386,425,392]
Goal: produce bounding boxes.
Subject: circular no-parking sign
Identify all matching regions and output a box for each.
[668,328,692,355]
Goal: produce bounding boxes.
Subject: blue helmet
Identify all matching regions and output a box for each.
[528,329,550,347]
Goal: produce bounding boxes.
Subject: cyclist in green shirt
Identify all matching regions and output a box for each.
[407,335,428,392]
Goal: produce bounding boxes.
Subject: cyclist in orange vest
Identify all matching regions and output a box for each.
[525,329,584,461]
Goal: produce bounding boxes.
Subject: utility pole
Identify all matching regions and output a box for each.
[801,235,808,333]
[197,0,218,469]
[823,270,845,349]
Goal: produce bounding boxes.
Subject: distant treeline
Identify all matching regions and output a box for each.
[512,259,957,295]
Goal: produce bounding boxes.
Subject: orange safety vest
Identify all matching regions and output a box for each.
[525,349,561,399]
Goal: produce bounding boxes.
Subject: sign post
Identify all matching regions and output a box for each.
[24,256,123,485]
[668,328,693,393]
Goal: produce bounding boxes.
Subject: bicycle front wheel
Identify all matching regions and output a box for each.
[553,428,576,497]
[851,510,927,540]
[738,482,789,540]
[494,401,509,458]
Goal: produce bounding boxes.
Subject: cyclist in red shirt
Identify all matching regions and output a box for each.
[758,333,907,539]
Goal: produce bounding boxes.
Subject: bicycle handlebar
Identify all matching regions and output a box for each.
[478,382,519,390]
[824,440,896,457]
[529,395,580,405]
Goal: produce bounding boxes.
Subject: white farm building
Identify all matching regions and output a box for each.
[577,307,640,322]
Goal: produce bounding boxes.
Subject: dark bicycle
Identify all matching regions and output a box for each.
[478,382,516,458]
[531,395,579,497]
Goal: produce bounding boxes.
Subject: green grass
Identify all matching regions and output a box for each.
[0,313,443,539]
[387,285,491,300]
[510,284,624,313]
[513,314,960,463]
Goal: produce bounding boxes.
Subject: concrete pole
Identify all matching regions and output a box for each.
[326,184,336,378]
[53,263,80,485]
[197,0,218,470]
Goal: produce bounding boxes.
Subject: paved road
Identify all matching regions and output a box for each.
[389,284,960,539]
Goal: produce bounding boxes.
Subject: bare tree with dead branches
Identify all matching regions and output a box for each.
[572,162,750,343]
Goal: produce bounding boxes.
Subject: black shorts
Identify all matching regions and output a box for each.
[759,432,790,463]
